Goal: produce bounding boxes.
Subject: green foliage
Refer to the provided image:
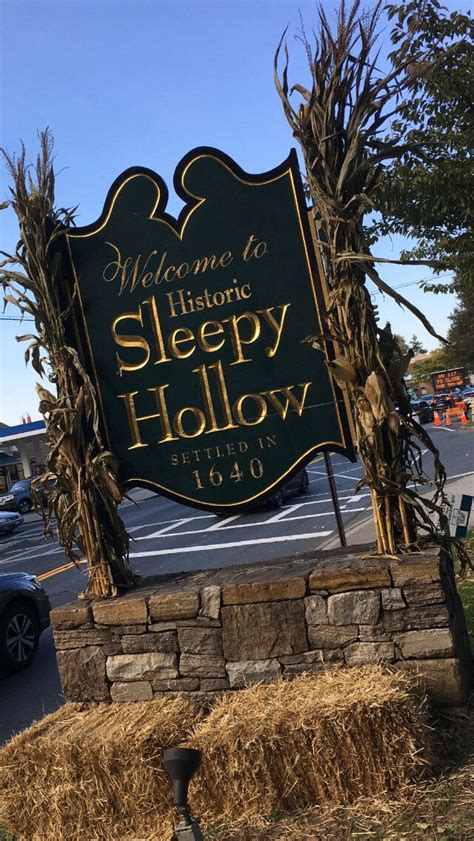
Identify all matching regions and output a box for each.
[409,335,427,355]
[409,347,450,385]
[444,280,474,372]
[376,1,473,292]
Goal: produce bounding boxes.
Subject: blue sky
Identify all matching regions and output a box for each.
[0,0,466,425]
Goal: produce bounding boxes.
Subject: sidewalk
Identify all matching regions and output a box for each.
[321,473,474,550]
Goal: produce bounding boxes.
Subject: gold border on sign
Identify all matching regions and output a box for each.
[65,150,354,509]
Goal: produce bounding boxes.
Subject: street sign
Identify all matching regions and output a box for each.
[431,368,465,392]
[63,147,354,510]
[445,493,473,539]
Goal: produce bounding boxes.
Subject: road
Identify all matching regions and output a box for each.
[1,423,473,743]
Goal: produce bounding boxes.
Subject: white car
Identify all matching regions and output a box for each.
[0,511,23,535]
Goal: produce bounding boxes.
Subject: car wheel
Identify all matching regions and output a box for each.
[300,472,310,495]
[18,498,32,514]
[273,490,284,508]
[0,603,40,671]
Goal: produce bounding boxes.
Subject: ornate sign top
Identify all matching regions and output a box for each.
[63,147,354,510]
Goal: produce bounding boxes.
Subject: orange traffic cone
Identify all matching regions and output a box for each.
[434,410,441,426]
[461,409,468,425]
[445,411,452,426]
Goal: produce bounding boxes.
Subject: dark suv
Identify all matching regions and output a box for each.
[0,478,47,515]
[0,572,51,670]
[410,399,434,424]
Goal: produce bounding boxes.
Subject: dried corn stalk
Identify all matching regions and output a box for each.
[0,132,136,597]
[275,1,453,555]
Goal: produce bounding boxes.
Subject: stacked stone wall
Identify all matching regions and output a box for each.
[51,548,472,707]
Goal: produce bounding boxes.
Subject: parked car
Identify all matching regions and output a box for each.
[269,468,310,508]
[0,511,23,535]
[410,399,434,425]
[0,477,48,515]
[0,572,51,671]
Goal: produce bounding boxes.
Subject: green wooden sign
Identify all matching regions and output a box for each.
[63,148,354,510]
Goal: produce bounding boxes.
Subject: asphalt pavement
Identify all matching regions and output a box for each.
[1,422,473,744]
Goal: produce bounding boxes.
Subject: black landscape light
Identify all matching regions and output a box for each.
[163,747,204,840]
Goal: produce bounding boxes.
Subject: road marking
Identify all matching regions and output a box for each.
[265,503,306,522]
[38,558,87,581]
[145,517,196,537]
[0,544,63,566]
[135,506,364,541]
[130,530,333,558]
[206,515,242,530]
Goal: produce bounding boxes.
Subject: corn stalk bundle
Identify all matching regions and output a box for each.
[275,0,454,556]
[0,132,136,597]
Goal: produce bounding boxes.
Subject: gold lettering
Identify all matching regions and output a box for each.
[143,295,172,364]
[173,406,206,438]
[169,327,196,358]
[233,393,268,426]
[112,308,150,376]
[198,321,225,352]
[117,386,178,449]
[263,382,312,419]
[258,303,291,357]
[223,311,261,365]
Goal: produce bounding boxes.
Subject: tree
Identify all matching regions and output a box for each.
[444,283,474,372]
[394,334,409,355]
[377,1,473,294]
[409,335,428,355]
[409,347,450,386]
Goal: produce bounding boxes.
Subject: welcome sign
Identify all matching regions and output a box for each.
[63,147,354,510]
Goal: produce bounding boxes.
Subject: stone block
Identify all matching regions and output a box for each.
[226,659,281,689]
[149,591,199,621]
[110,681,153,702]
[53,628,112,650]
[200,585,221,619]
[152,678,199,691]
[283,662,327,675]
[309,563,390,593]
[307,625,358,649]
[222,600,307,661]
[92,598,147,626]
[56,646,109,702]
[394,629,454,660]
[177,628,223,656]
[328,591,380,625]
[222,577,306,605]
[200,678,230,691]
[395,658,469,706]
[108,624,147,637]
[358,625,391,642]
[344,642,395,666]
[390,558,440,587]
[179,653,226,678]
[304,595,328,625]
[383,604,449,632]
[106,652,178,682]
[121,632,178,654]
[50,604,92,629]
[381,588,405,611]
[403,583,446,606]
[103,643,123,656]
[279,648,343,666]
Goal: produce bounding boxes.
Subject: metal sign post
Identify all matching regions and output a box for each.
[323,451,347,546]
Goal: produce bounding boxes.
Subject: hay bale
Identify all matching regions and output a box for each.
[187,666,432,828]
[0,666,431,840]
[0,695,202,841]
